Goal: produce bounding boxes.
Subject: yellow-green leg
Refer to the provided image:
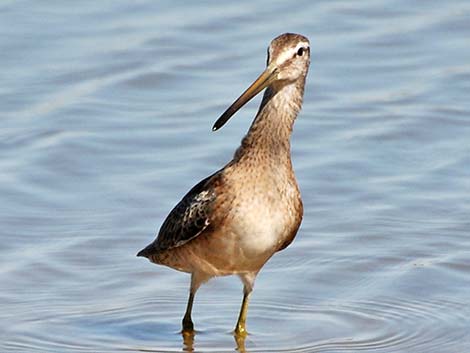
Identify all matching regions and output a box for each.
[234,289,251,336]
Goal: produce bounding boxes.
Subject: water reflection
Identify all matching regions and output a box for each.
[181,331,247,353]
[181,331,195,353]
[234,334,247,353]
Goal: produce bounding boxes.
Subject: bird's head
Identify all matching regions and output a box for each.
[213,33,310,131]
[267,33,310,85]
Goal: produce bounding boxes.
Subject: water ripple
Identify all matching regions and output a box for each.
[2,0,470,352]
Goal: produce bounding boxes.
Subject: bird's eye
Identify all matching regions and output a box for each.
[297,47,305,56]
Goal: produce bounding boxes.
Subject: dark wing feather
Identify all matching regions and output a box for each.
[140,172,221,255]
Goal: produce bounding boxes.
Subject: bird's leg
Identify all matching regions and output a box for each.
[182,273,201,335]
[182,290,195,334]
[234,273,256,337]
[234,288,251,336]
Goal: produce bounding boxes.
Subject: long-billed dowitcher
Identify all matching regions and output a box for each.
[138,33,310,336]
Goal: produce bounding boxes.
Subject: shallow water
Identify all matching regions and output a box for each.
[1,1,470,352]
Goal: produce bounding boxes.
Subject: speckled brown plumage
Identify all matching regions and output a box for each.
[138,32,310,336]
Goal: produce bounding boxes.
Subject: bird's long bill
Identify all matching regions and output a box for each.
[212,65,277,131]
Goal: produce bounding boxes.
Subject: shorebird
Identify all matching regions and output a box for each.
[138,33,310,336]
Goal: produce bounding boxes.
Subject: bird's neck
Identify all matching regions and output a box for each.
[233,79,305,164]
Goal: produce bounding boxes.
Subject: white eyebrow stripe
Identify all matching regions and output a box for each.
[275,41,310,65]
[295,42,310,52]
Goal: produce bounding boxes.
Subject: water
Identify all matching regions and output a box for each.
[1,1,470,352]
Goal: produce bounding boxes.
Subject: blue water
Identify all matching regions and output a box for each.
[1,1,470,352]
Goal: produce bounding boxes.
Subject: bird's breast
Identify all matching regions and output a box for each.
[222,167,302,258]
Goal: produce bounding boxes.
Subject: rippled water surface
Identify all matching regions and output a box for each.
[1,1,470,352]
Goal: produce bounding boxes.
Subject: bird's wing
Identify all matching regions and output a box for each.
[151,172,223,252]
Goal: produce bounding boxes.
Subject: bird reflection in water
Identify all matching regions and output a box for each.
[181,331,248,353]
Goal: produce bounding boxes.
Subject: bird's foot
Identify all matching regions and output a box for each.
[234,323,248,337]
[181,317,195,336]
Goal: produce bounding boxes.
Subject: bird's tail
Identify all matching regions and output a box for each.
[136,244,154,258]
